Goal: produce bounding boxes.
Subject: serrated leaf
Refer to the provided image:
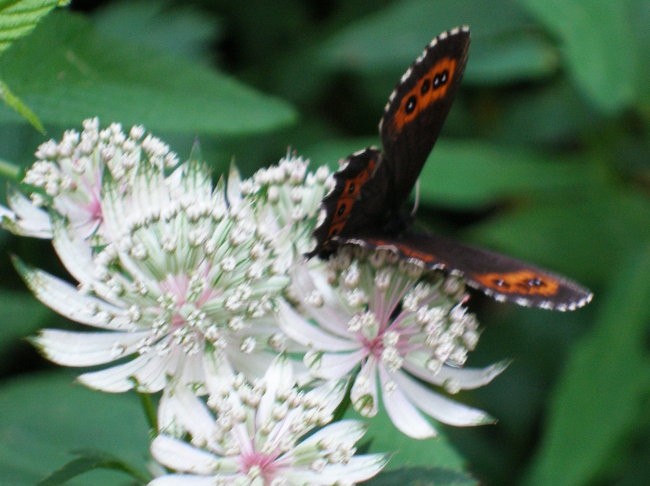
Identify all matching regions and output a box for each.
[524,246,650,486]
[521,0,638,113]
[0,0,60,56]
[0,11,295,134]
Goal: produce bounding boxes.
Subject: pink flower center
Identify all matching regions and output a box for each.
[87,194,103,224]
[159,271,218,332]
[240,450,282,482]
[362,334,385,358]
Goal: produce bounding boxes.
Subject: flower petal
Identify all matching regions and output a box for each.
[351,357,380,417]
[392,369,494,427]
[380,366,437,439]
[257,357,294,428]
[33,329,148,366]
[290,264,354,338]
[159,386,219,449]
[78,352,171,392]
[2,189,52,238]
[15,260,126,329]
[225,347,275,380]
[151,436,218,475]
[404,360,508,390]
[313,349,365,380]
[286,454,388,485]
[278,299,357,351]
[149,475,217,486]
[296,419,366,450]
[226,163,243,207]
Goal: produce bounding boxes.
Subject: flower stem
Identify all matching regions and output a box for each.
[137,391,158,432]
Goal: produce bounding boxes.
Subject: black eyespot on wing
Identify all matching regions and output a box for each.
[420,78,431,95]
[336,230,593,311]
[405,95,417,114]
[379,26,471,208]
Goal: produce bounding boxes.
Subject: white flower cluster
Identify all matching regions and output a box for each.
[2,119,505,484]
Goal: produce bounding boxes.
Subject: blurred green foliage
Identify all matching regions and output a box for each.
[0,0,647,485]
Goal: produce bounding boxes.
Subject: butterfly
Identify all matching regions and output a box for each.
[308,26,592,311]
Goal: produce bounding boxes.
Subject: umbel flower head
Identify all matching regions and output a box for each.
[228,152,331,272]
[24,122,292,392]
[1,118,179,242]
[150,356,387,485]
[280,246,506,439]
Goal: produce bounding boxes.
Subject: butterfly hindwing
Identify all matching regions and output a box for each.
[310,148,385,256]
[379,26,470,205]
[338,231,592,311]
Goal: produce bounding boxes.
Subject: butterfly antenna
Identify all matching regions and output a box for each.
[411,179,420,217]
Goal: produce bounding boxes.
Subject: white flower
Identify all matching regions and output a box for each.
[279,246,506,439]
[27,152,290,392]
[2,118,179,242]
[228,151,332,273]
[150,356,387,485]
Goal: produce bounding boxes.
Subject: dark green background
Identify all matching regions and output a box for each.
[0,1,647,484]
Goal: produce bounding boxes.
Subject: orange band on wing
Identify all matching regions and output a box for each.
[392,57,458,133]
[326,159,378,238]
[474,270,560,297]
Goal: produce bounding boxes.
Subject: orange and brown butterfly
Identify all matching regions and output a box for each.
[309,26,592,311]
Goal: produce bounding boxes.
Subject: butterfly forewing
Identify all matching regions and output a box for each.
[379,26,470,206]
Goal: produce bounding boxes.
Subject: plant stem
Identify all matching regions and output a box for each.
[137,391,158,433]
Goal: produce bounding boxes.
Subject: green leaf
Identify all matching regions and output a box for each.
[37,449,149,485]
[468,32,558,85]
[0,0,61,131]
[91,0,220,62]
[418,141,595,208]
[490,81,601,145]
[358,404,469,472]
[0,290,49,359]
[0,372,150,485]
[0,11,296,134]
[0,155,21,180]
[465,188,650,281]
[302,137,378,169]
[369,467,477,485]
[0,0,60,56]
[524,246,650,486]
[318,0,556,84]
[630,0,650,114]
[521,0,638,113]
[0,78,44,133]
